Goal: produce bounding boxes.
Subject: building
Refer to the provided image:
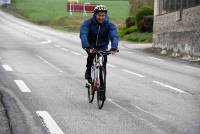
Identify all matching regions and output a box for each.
[153,0,200,56]
[0,0,11,5]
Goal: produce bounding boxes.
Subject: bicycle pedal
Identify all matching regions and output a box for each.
[85,83,90,88]
[88,79,92,84]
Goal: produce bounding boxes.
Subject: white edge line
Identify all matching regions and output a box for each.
[14,80,31,92]
[36,55,64,73]
[36,111,64,134]
[185,65,199,70]
[133,105,165,121]
[152,80,187,94]
[107,98,164,133]
[122,69,145,78]
[71,51,81,56]
[107,98,131,114]
[108,98,164,121]
[2,64,13,71]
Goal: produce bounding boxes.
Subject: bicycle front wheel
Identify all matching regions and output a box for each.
[87,83,94,103]
[87,66,95,103]
[97,66,106,109]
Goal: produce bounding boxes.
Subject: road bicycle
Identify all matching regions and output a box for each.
[85,50,118,109]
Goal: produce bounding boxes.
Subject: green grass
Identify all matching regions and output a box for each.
[123,32,153,43]
[79,0,129,21]
[10,0,70,24]
[5,0,128,31]
[2,0,152,43]
[119,26,152,43]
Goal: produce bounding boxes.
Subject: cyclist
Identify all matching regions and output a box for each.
[80,5,119,81]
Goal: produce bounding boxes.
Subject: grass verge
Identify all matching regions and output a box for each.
[2,0,128,32]
[1,0,152,43]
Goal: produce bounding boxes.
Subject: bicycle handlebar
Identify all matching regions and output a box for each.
[96,49,119,55]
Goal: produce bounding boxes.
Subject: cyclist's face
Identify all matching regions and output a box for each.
[96,12,106,24]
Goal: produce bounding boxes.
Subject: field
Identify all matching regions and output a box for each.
[7,0,129,31]
[2,0,152,42]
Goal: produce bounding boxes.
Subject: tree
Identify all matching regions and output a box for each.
[129,0,154,15]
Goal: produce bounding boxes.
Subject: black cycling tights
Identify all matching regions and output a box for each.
[86,52,107,72]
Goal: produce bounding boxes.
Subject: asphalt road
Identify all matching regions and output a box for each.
[0,10,200,134]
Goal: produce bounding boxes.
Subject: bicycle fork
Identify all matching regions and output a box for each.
[93,63,100,92]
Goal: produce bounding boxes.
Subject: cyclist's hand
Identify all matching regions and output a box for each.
[89,48,96,53]
[84,47,90,52]
[110,48,118,55]
[84,47,96,53]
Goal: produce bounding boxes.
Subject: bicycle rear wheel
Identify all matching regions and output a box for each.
[97,66,106,109]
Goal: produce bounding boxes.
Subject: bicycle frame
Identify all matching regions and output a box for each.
[86,50,118,109]
[92,53,104,92]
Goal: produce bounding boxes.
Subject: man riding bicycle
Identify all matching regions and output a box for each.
[80,5,119,81]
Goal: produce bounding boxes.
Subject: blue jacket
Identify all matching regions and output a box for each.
[80,15,118,50]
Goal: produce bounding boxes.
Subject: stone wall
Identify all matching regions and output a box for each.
[153,5,200,56]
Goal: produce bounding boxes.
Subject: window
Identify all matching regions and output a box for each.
[159,0,200,15]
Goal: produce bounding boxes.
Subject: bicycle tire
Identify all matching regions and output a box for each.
[87,83,95,103]
[88,66,95,103]
[97,66,106,109]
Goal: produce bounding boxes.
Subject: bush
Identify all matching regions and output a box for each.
[118,27,127,38]
[118,25,138,37]
[125,16,135,28]
[135,6,153,32]
[125,25,138,34]
[124,32,153,42]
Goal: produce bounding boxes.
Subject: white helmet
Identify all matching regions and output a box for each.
[94,5,108,14]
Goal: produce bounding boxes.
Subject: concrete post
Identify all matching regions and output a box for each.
[154,0,159,16]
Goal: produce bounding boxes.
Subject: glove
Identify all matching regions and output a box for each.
[110,48,118,55]
[84,47,90,52]
[89,48,96,53]
[84,47,96,53]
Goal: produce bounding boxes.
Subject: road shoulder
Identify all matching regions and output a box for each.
[0,91,11,134]
[0,88,46,134]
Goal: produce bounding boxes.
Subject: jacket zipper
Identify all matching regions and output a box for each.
[95,25,101,47]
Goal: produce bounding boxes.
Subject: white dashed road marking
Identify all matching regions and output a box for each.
[107,64,117,68]
[41,40,52,44]
[14,80,31,92]
[36,111,64,134]
[71,51,81,56]
[152,80,188,94]
[2,64,13,71]
[122,69,145,78]
[37,55,64,73]
[61,48,69,52]
[126,51,133,54]
[54,44,60,48]
[148,56,164,62]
